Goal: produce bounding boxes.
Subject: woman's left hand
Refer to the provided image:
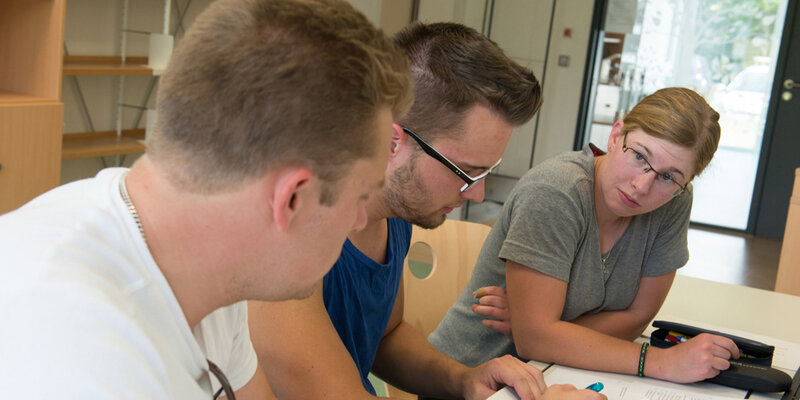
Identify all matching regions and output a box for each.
[472,286,514,340]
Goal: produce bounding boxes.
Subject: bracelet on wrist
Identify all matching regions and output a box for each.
[638,342,649,377]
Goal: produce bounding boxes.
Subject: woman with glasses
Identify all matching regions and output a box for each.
[428,87,739,384]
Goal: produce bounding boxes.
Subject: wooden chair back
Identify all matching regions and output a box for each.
[402,219,493,338]
[384,219,492,399]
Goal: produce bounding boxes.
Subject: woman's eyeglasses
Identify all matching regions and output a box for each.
[621,134,688,196]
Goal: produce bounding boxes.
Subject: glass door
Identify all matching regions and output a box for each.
[583,0,788,230]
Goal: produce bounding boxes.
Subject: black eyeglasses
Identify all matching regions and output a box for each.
[208,359,236,400]
[401,126,502,192]
[621,133,688,196]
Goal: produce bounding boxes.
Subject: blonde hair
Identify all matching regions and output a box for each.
[147,0,413,203]
[623,87,721,178]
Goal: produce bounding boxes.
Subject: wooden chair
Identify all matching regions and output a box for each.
[403,218,493,338]
[383,219,493,398]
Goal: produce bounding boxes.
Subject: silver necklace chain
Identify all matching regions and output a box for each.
[601,250,611,279]
[119,172,147,244]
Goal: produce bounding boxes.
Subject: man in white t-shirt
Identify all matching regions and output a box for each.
[0,0,414,398]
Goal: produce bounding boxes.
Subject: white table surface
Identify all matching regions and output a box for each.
[656,275,800,344]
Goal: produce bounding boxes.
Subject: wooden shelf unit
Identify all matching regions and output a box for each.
[61,55,153,159]
[60,1,178,162]
[63,55,152,76]
[0,0,66,214]
[62,129,146,160]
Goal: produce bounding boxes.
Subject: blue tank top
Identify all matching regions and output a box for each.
[322,218,412,394]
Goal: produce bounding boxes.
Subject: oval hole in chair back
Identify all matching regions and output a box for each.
[407,241,434,279]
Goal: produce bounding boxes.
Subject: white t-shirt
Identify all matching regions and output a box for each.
[0,168,257,398]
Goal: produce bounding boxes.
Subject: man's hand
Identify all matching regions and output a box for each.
[460,355,546,400]
[472,286,513,340]
[460,356,609,400]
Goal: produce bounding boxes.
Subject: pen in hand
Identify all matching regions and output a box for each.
[585,382,604,392]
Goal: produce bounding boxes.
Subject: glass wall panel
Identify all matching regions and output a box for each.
[585,0,788,229]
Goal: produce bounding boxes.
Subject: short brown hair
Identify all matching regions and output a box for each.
[622,87,721,178]
[392,22,543,142]
[147,0,414,202]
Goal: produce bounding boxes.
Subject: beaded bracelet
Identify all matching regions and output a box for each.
[638,342,650,377]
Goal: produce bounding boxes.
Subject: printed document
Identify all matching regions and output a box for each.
[488,364,746,400]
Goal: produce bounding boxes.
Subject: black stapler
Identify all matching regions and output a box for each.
[707,360,791,392]
[650,320,792,392]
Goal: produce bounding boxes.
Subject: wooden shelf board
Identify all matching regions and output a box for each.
[0,89,59,104]
[63,55,153,76]
[62,129,146,160]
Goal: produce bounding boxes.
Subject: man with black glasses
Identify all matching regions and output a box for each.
[0,0,414,398]
[249,22,606,400]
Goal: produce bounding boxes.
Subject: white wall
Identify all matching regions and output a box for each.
[484,1,596,203]
[490,0,552,178]
[348,0,414,36]
[348,0,383,26]
[417,0,488,31]
[532,0,595,165]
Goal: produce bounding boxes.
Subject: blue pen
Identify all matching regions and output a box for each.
[585,382,604,392]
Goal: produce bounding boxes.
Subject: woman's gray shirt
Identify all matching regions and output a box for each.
[428,144,691,367]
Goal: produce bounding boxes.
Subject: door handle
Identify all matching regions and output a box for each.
[784,79,800,89]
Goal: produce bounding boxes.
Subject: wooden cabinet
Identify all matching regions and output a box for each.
[0,0,66,213]
[775,168,800,296]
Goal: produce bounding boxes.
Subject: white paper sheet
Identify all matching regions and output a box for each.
[544,366,743,400]
[488,364,747,400]
[488,386,520,400]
